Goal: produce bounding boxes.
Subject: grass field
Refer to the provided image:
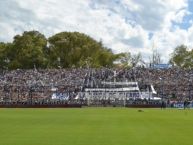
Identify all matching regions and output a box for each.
[0,108,193,145]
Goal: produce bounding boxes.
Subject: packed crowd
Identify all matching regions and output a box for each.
[0,69,87,102]
[0,67,192,103]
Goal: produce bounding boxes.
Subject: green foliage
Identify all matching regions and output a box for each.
[170,45,193,68]
[7,31,48,69]
[0,42,8,69]
[0,31,122,69]
[1,31,193,69]
[48,32,118,68]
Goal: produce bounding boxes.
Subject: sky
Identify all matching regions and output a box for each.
[0,0,193,63]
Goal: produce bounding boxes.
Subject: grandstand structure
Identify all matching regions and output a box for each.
[80,70,159,106]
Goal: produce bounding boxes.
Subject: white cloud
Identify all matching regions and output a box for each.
[0,0,191,63]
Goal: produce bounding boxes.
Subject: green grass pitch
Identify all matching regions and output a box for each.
[0,108,193,145]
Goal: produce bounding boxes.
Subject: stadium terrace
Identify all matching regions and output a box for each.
[0,67,192,108]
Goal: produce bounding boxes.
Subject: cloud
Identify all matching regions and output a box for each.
[0,0,191,63]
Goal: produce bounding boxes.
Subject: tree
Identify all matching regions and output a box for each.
[8,31,47,69]
[116,52,131,68]
[0,30,123,69]
[131,52,143,67]
[48,32,119,68]
[170,45,192,68]
[112,52,145,68]
[0,42,10,69]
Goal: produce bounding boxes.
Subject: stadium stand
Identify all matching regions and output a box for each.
[0,67,192,107]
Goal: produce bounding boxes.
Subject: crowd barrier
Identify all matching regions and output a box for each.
[0,104,82,108]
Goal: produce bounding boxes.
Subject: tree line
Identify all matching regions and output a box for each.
[0,30,192,70]
[0,31,123,69]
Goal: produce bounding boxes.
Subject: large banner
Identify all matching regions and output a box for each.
[172,102,193,108]
[151,64,172,69]
[173,103,184,108]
